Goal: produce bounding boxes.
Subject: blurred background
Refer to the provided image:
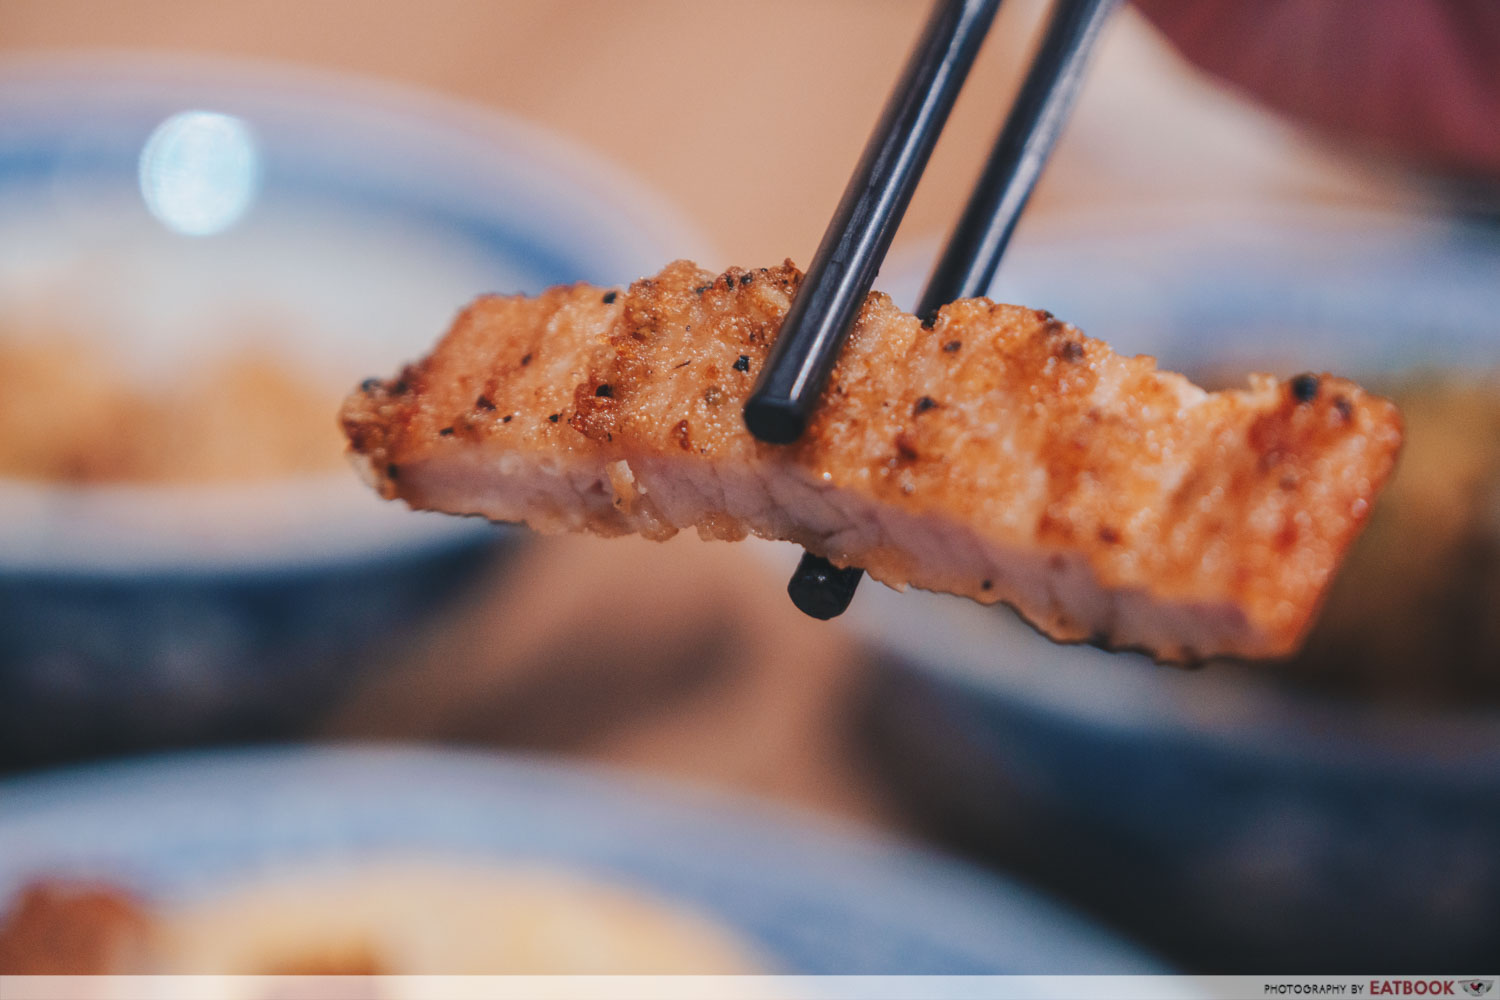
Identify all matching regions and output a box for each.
[0,0,1497,978]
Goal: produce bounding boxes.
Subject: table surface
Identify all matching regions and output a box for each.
[0,0,1420,833]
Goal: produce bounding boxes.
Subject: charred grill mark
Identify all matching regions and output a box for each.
[620,298,664,347]
[746,318,775,344]
[570,379,621,442]
[475,394,496,411]
[1275,515,1299,550]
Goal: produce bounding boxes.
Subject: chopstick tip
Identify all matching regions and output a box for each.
[744,395,807,445]
[788,552,864,619]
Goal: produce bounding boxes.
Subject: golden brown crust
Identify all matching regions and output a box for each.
[341,260,1403,660]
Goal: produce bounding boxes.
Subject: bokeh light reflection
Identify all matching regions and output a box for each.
[139,110,260,236]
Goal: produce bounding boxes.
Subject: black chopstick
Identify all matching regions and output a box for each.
[742,0,1002,446]
[918,0,1119,316]
[785,0,1120,620]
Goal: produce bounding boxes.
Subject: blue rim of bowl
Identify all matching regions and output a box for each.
[0,51,712,282]
[0,53,714,575]
[0,744,1164,974]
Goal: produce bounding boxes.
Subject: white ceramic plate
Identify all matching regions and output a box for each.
[0,746,1163,974]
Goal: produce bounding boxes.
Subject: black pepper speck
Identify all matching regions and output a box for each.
[1290,373,1320,403]
[602,291,617,304]
[733,355,750,372]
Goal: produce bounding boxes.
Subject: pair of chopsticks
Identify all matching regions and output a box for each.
[742,0,1118,619]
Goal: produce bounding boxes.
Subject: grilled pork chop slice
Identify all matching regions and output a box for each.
[341,259,1402,662]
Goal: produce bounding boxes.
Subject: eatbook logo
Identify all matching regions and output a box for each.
[1461,983,1493,998]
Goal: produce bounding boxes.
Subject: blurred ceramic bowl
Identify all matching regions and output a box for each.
[850,205,1500,971]
[0,55,702,768]
[0,746,1165,974]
